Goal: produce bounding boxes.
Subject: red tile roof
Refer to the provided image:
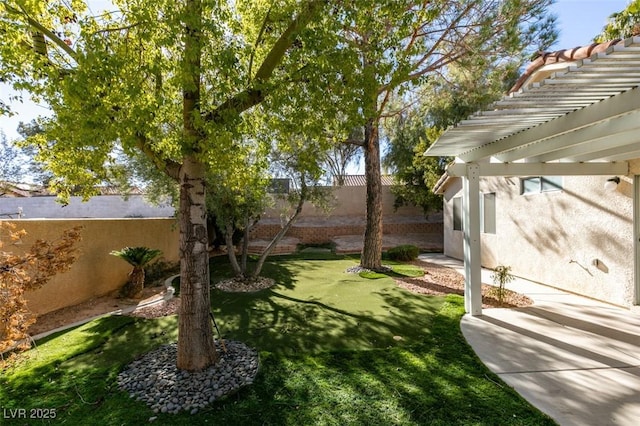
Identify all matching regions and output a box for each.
[509,39,625,93]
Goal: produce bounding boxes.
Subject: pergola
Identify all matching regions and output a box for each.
[425,36,640,316]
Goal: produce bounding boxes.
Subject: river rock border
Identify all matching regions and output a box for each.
[117,340,259,415]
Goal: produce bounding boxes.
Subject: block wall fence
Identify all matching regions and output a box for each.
[4,218,179,316]
[3,185,442,317]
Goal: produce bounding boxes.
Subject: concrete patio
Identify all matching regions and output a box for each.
[421,254,640,426]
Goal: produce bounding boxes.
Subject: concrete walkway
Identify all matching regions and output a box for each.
[420,254,640,426]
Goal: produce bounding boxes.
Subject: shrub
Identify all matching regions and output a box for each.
[110,247,162,298]
[1,223,82,355]
[490,265,515,305]
[387,245,420,261]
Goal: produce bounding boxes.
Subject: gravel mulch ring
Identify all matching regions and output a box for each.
[214,276,275,292]
[396,260,533,309]
[118,340,259,416]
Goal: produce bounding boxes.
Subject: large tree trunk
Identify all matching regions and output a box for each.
[361,119,383,270]
[176,156,218,371]
[176,0,217,371]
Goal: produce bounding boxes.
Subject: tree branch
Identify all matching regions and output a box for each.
[203,0,323,123]
[5,2,78,60]
[135,133,181,181]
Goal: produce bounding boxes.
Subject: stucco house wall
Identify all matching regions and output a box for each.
[442,172,635,308]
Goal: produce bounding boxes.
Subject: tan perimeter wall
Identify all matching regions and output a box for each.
[4,218,179,316]
[262,185,426,218]
[443,174,635,308]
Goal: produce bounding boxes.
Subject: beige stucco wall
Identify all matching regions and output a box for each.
[4,218,179,316]
[443,174,635,308]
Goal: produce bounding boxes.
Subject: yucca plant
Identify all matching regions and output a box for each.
[110,247,162,298]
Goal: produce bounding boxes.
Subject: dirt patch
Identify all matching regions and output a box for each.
[28,286,171,336]
[396,260,533,309]
[214,276,276,293]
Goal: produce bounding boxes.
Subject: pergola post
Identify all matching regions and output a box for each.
[462,163,483,316]
[634,175,640,306]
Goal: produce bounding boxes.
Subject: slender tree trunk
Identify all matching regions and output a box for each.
[250,181,308,279]
[361,118,383,270]
[177,157,218,371]
[241,213,250,273]
[225,222,243,277]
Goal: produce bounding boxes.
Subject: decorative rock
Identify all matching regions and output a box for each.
[117,340,259,415]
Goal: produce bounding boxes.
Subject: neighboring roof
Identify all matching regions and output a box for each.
[0,182,47,197]
[0,182,145,198]
[425,36,640,164]
[335,175,394,186]
[509,39,624,93]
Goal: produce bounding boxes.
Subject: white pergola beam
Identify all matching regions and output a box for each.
[446,162,628,177]
[497,111,640,162]
[568,145,640,162]
[457,86,640,162]
[531,129,640,163]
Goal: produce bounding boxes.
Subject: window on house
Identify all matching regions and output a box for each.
[521,176,563,195]
[482,192,496,234]
[453,193,496,234]
[453,197,463,231]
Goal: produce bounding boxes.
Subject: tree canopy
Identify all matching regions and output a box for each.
[595,0,640,42]
[0,0,340,371]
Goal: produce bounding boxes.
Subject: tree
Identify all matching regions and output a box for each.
[0,0,334,371]
[110,246,162,299]
[595,0,640,42]
[209,109,334,281]
[0,222,81,355]
[323,130,363,186]
[383,114,447,215]
[15,120,55,187]
[335,0,557,270]
[384,62,521,214]
[0,130,24,183]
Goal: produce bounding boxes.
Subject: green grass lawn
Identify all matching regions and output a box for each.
[0,254,557,425]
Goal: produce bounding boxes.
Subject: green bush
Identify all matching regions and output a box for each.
[387,245,420,261]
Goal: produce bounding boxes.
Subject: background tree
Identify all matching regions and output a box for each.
[15,120,54,186]
[383,62,521,215]
[0,130,23,183]
[0,0,335,371]
[323,129,363,186]
[595,0,640,42]
[335,0,557,270]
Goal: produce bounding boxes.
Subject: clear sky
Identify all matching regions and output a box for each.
[0,0,632,142]
[550,0,628,49]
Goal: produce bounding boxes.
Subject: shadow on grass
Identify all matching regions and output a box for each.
[1,256,556,426]
[1,315,177,422]
[211,256,443,354]
[196,296,556,426]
